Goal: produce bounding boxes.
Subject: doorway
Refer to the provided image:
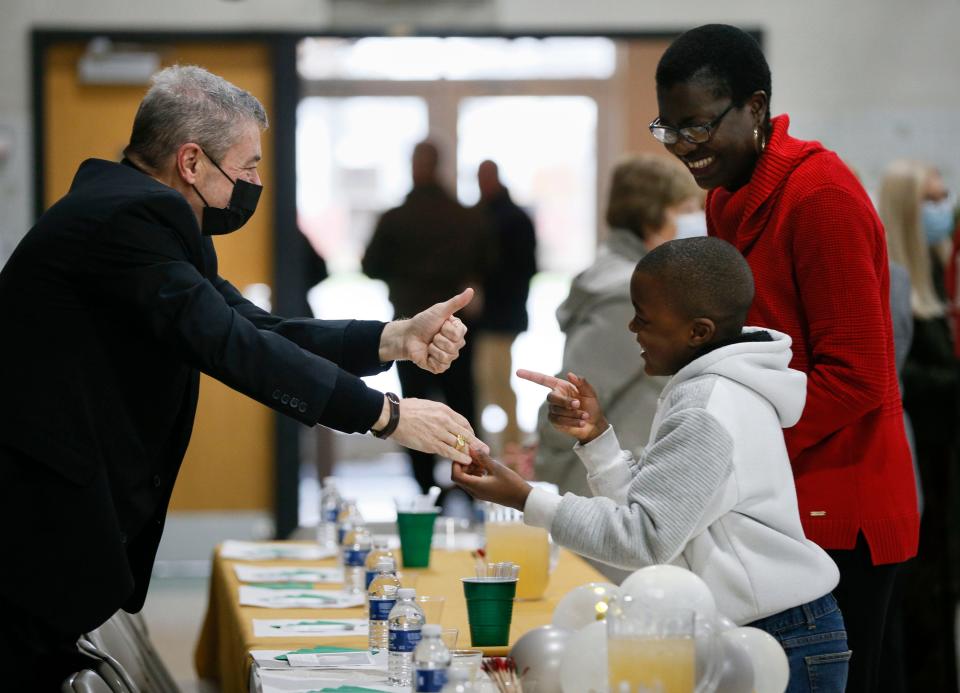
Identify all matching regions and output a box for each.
[293,35,658,524]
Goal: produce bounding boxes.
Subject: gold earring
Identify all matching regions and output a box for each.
[754,126,767,155]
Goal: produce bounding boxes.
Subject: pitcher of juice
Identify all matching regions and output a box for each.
[606,597,720,693]
[482,502,552,600]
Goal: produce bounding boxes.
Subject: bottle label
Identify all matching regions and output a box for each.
[338,527,347,545]
[324,508,338,523]
[369,598,396,621]
[344,548,371,567]
[389,628,422,653]
[415,668,448,692]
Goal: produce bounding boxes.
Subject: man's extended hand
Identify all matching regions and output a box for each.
[451,448,532,511]
[379,288,474,374]
[381,397,487,465]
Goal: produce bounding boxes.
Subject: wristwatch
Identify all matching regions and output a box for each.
[371,392,400,439]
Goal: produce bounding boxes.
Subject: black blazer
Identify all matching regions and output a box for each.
[0,159,389,634]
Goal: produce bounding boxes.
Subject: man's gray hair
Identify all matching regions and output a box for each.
[124,64,268,169]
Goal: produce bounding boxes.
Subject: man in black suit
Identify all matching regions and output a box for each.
[0,65,482,689]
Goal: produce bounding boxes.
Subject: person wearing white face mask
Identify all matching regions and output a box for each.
[878,160,960,693]
[673,208,708,239]
[530,156,699,569]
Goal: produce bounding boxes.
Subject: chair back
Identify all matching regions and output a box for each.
[72,639,137,693]
[85,611,179,693]
[60,669,115,693]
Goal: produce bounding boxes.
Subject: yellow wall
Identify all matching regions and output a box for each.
[43,41,275,511]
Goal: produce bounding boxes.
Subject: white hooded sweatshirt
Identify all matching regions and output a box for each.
[524,327,839,624]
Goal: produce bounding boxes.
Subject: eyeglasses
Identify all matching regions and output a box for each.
[649,103,736,145]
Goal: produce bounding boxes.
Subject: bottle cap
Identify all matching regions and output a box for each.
[422,624,442,637]
[398,587,416,599]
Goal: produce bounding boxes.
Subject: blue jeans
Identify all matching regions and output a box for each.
[748,593,850,693]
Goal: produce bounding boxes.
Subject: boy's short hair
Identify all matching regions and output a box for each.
[636,237,754,339]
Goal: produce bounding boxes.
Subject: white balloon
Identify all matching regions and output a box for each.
[715,631,755,693]
[715,614,739,632]
[620,565,717,620]
[509,625,571,693]
[552,582,621,631]
[559,621,608,693]
[724,627,789,693]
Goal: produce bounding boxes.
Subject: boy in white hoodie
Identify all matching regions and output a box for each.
[453,237,848,692]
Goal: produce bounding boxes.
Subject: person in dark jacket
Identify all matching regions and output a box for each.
[473,160,537,451]
[362,141,490,493]
[0,65,481,690]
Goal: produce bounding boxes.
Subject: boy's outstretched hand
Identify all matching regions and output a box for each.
[452,448,532,511]
[516,369,609,444]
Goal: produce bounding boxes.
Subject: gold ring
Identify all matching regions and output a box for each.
[455,433,466,450]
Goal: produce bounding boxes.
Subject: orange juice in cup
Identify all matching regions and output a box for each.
[607,604,699,693]
[483,504,550,600]
[607,636,695,693]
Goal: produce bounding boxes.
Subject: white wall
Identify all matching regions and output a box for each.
[2,0,959,260]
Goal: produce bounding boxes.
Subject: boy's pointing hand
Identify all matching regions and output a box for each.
[517,369,609,444]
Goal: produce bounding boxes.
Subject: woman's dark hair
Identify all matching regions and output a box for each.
[656,24,772,125]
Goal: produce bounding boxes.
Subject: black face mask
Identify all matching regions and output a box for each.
[193,150,262,236]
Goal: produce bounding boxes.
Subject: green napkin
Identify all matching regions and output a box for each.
[274,645,365,661]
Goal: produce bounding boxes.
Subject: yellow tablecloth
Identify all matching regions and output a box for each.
[194,542,607,693]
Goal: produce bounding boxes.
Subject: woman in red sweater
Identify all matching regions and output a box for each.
[652,25,919,693]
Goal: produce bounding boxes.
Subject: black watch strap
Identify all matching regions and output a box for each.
[371,392,400,439]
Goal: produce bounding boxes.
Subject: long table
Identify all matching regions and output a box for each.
[194,541,607,693]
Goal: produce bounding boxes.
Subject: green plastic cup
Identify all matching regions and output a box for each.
[462,577,517,647]
[396,509,439,568]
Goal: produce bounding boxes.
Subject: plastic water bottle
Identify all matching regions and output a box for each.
[414,623,451,692]
[387,587,425,686]
[365,539,395,590]
[367,558,401,654]
[336,499,363,548]
[316,477,341,549]
[440,669,474,692]
[342,526,372,595]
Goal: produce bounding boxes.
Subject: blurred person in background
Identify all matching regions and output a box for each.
[878,159,960,693]
[363,140,491,496]
[919,166,955,296]
[532,154,700,498]
[473,159,537,454]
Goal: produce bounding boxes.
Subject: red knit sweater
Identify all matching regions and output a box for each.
[708,115,919,565]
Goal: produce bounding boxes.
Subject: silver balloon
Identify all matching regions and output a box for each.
[509,624,572,693]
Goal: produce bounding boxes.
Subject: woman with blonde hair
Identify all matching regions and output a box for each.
[878,159,960,693]
[880,161,949,319]
[532,154,700,506]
